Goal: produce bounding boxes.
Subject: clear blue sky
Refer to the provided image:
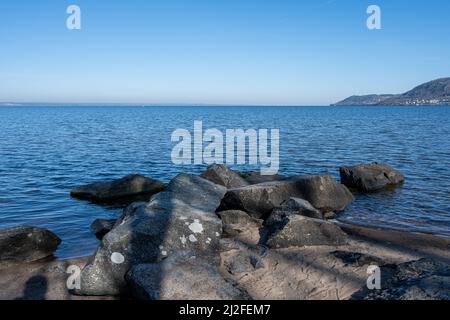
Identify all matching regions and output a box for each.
[1,0,449,105]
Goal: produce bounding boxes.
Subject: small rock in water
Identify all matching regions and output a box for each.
[239,171,287,185]
[339,162,405,192]
[0,226,61,268]
[70,174,165,203]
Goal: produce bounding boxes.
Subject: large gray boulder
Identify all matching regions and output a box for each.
[352,258,450,300]
[75,174,227,296]
[70,174,165,203]
[218,175,353,219]
[264,215,348,248]
[0,227,61,268]
[200,164,250,189]
[340,163,405,192]
[125,251,249,300]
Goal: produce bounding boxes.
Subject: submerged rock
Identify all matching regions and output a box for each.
[70,174,165,203]
[75,174,227,296]
[90,219,117,239]
[200,164,249,189]
[239,171,287,185]
[264,215,348,248]
[0,227,61,268]
[339,163,404,192]
[125,251,249,300]
[352,258,450,300]
[218,175,353,219]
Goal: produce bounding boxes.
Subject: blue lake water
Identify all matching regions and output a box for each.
[1,105,449,259]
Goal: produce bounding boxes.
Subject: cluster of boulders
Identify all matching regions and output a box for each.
[66,163,405,298]
[0,162,412,300]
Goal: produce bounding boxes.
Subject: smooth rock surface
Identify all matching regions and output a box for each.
[265,215,348,248]
[126,251,249,300]
[340,163,405,192]
[218,175,353,219]
[75,174,227,296]
[70,174,165,202]
[200,164,249,189]
[0,227,61,268]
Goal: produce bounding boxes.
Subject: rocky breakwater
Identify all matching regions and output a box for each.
[74,165,356,298]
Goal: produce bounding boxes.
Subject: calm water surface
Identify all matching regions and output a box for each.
[0,106,449,258]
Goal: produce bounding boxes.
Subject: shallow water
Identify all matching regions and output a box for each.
[0,105,449,258]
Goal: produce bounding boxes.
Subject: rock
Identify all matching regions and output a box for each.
[218,210,263,227]
[200,164,249,189]
[0,227,61,268]
[266,198,323,226]
[239,171,287,184]
[264,215,348,248]
[75,174,227,296]
[339,163,405,192]
[70,174,165,203]
[218,175,353,219]
[224,250,265,275]
[330,251,385,267]
[218,210,263,244]
[90,219,117,239]
[352,258,450,300]
[125,251,249,300]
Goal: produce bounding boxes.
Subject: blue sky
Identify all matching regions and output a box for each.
[0,0,449,105]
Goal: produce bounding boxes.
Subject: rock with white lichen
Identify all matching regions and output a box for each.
[74,174,227,296]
